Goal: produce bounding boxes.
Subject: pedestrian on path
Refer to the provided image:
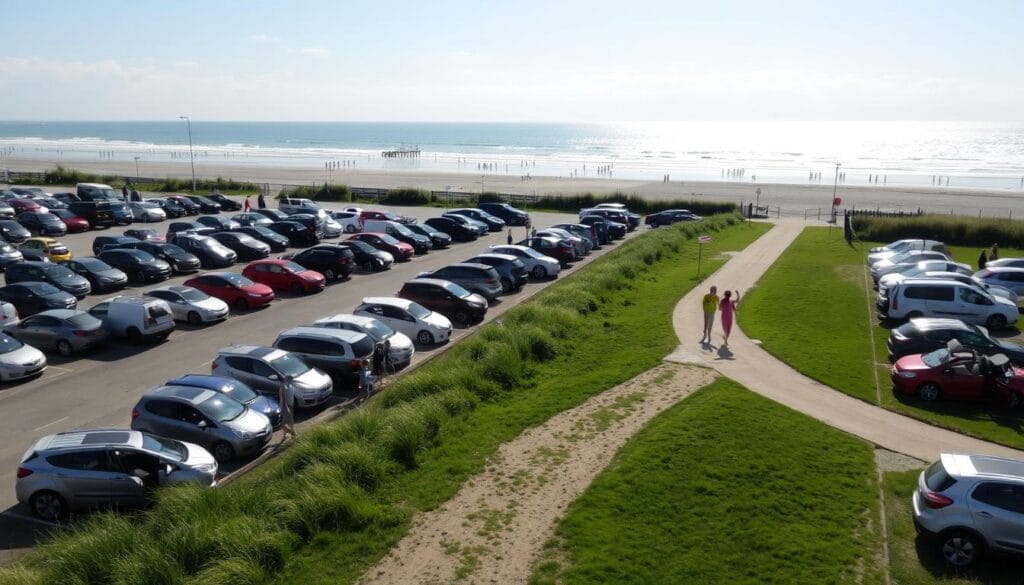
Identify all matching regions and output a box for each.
[243,195,252,212]
[719,290,740,346]
[278,375,296,442]
[701,286,719,344]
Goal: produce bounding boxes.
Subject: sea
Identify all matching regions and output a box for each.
[2,120,1024,190]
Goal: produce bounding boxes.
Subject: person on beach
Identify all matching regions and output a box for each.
[278,375,296,442]
[978,250,988,270]
[719,290,740,346]
[991,244,1000,261]
[243,195,252,212]
[701,286,719,344]
[257,192,266,209]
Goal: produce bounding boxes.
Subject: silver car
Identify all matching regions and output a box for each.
[3,309,108,356]
[913,453,1024,568]
[131,385,272,462]
[145,285,230,325]
[211,345,334,409]
[0,332,47,381]
[16,429,217,519]
[312,313,415,367]
[129,201,167,223]
[974,267,1024,296]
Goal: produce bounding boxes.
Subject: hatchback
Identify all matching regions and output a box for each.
[97,248,172,284]
[311,313,415,368]
[62,257,129,293]
[354,297,452,346]
[398,278,488,326]
[0,282,77,316]
[465,253,528,293]
[282,245,355,281]
[145,285,230,325]
[17,212,67,237]
[348,232,414,261]
[166,374,281,428]
[242,259,325,294]
[211,345,334,409]
[3,309,108,356]
[488,244,562,279]
[5,261,92,298]
[21,237,72,263]
[273,327,375,388]
[268,220,319,246]
[417,262,503,301]
[336,240,393,271]
[184,272,274,310]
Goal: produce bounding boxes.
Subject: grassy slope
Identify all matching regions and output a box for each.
[533,378,883,585]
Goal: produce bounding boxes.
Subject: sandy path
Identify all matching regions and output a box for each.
[359,364,715,585]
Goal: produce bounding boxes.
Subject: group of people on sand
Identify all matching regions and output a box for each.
[700,285,740,347]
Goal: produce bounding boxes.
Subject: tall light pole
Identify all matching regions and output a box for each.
[133,156,140,181]
[179,116,197,192]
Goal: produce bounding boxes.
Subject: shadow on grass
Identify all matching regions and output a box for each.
[913,534,1024,584]
[889,390,1024,435]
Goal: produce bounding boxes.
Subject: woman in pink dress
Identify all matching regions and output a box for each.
[719,290,740,345]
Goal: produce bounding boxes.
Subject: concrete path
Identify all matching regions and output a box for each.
[667,219,1024,462]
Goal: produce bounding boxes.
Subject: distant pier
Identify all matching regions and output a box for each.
[382,146,420,158]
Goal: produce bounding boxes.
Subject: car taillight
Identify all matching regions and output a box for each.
[16,467,32,479]
[351,359,363,370]
[922,490,953,509]
[131,408,140,420]
[211,360,218,370]
[72,330,90,337]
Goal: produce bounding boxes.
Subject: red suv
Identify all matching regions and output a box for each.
[242,259,325,294]
[347,233,414,261]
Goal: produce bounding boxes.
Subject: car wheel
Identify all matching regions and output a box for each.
[345,224,356,233]
[940,530,983,568]
[500,277,512,294]
[291,282,304,294]
[85,276,98,291]
[417,330,435,345]
[531,265,547,279]
[56,339,74,357]
[453,311,469,327]
[986,314,1007,331]
[211,442,235,463]
[234,298,249,310]
[30,490,67,521]
[132,270,146,285]
[324,268,337,281]
[1010,392,1023,409]
[126,327,143,344]
[917,382,941,402]
[187,311,203,326]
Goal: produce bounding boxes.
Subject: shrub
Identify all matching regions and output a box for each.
[511,192,736,216]
[189,557,266,585]
[278,183,352,202]
[276,464,393,538]
[434,386,481,415]
[31,513,140,585]
[479,343,524,389]
[381,188,430,206]
[852,214,1024,248]
[380,404,433,468]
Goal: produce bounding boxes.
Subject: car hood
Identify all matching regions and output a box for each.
[228,408,271,435]
[292,368,333,392]
[385,331,415,352]
[242,284,274,296]
[868,251,898,263]
[877,273,907,289]
[466,293,488,307]
[248,395,280,417]
[97,268,127,280]
[0,344,46,367]
[196,296,229,312]
[182,441,217,468]
[424,311,452,330]
[299,270,324,282]
[893,354,930,372]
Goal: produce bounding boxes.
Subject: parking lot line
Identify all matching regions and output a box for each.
[32,416,69,433]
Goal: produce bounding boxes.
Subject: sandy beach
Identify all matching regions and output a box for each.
[3,157,1024,218]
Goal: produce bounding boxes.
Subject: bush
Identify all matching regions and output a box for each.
[275,464,391,538]
[852,214,1024,248]
[278,183,352,202]
[381,188,430,206]
[513,192,737,216]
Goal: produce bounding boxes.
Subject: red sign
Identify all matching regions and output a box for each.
[698,235,712,244]
[833,197,842,206]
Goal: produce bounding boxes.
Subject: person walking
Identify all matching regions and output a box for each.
[372,342,386,383]
[978,249,988,270]
[701,286,719,344]
[243,195,252,212]
[257,192,267,209]
[507,228,513,245]
[122,184,129,200]
[278,375,296,442]
[990,243,1000,261]
[719,290,740,346]
[359,358,374,394]
[130,188,141,202]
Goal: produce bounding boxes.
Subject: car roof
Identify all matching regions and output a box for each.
[907,318,974,331]
[469,253,517,262]
[314,313,374,326]
[34,309,82,320]
[408,277,458,289]
[898,278,964,287]
[166,374,237,391]
[981,266,1024,274]
[220,344,283,360]
[148,285,194,294]
[144,385,216,404]
[278,326,366,343]
[360,296,413,309]
[942,453,1024,481]
[440,262,492,271]
[35,429,143,452]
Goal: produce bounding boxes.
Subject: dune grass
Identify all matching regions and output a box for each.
[0,216,770,585]
[853,214,1024,249]
[531,378,883,585]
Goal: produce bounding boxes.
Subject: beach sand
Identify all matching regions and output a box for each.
[3,157,1024,217]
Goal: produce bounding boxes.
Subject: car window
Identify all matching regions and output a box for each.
[47,450,117,472]
[218,381,257,403]
[197,394,244,422]
[144,399,179,418]
[175,404,204,424]
[139,434,186,462]
[224,355,253,372]
[32,315,60,327]
[147,290,175,302]
[959,288,991,305]
[252,359,276,377]
[971,482,1024,514]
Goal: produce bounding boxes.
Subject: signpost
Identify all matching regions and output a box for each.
[697,235,712,277]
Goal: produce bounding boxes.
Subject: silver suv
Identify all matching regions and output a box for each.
[913,453,1024,568]
[273,327,375,389]
[16,429,217,519]
[211,345,333,410]
[131,386,273,462]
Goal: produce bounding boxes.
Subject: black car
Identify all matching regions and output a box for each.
[97,249,172,284]
[211,231,271,261]
[147,198,187,219]
[92,235,140,255]
[232,213,273,228]
[207,193,242,211]
[336,240,392,272]
[123,228,162,242]
[195,215,240,231]
[16,212,67,237]
[645,209,703,227]
[424,217,478,242]
[578,215,623,243]
[68,201,116,229]
[887,318,1024,365]
[447,208,506,232]
[167,234,237,268]
[62,257,129,293]
[398,278,488,327]
[165,196,201,215]
[464,253,528,293]
[237,226,289,252]
[184,195,222,214]
[166,221,216,240]
[108,201,134,226]
[37,196,68,211]
[252,208,291,222]
[383,224,432,254]
[582,208,636,231]
[286,214,326,240]
[268,221,319,247]
[405,223,451,249]
[5,261,92,298]
[441,213,488,235]
[0,282,77,316]
[282,245,355,282]
[478,202,529,226]
[111,241,202,274]
[0,220,31,243]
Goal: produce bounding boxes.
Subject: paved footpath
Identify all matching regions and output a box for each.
[667,219,1024,462]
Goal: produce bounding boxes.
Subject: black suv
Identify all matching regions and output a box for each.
[17,212,66,237]
[111,241,202,274]
[97,249,172,284]
[268,221,319,246]
[398,278,488,326]
[887,318,1024,365]
[282,245,355,282]
[464,253,528,293]
[5,261,91,298]
[478,202,529,226]
[424,217,478,242]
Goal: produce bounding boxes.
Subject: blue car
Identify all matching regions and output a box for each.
[166,374,282,428]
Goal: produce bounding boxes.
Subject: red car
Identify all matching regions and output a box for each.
[891,341,1024,407]
[9,198,42,214]
[51,209,90,233]
[359,209,415,225]
[241,259,325,294]
[183,272,274,310]
[347,232,414,261]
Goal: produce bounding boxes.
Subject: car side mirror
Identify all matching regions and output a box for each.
[197,420,208,429]
[268,373,279,381]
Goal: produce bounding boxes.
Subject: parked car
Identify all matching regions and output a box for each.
[0,282,76,316]
[211,345,334,409]
[517,236,575,266]
[50,209,91,233]
[97,249,172,284]
[588,202,641,228]
[871,250,953,281]
[16,212,66,237]
[282,245,355,281]
[131,386,272,462]
[286,213,327,240]
[311,313,415,368]
[251,208,291,222]
[9,198,44,215]
[329,211,362,233]
[984,258,1024,270]
[268,220,319,246]
[145,285,230,325]
[123,228,165,242]
[62,257,129,293]
[207,193,242,211]
[237,225,290,252]
[278,197,322,215]
[579,208,634,230]
[165,195,201,215]
[974,267,1024,297]
[166,374,281,428]
[478,202,529,226]
[348,232,414,261]
[195,214,240,232]
[232,213,272,228]
[3,309,107,356]
[165,221,215,240]
[335,240,393,272]
[0,243,24,271]
[128,201,167,223]
[20,238,72,263]
[405,222,451,248]
[398,278,488,326]
[877,260,976,291]
[0,201,15,219]
[579,215,627,241]
[880,278,1019,330]
[211,231,271,261]
[888,318,1024,365]
[88,296,175,341]
[108,201,134,226]
[424,216,478,242]
[912,453,1024,568]
[112,241,202,274]
[464,253,528,293]
[5,261,91,298]
[168,234,237,269]
[145,197,187,219]
[0,331,46,381]
[446,208,506,231]
[441,212,489,235]
[75,182,121,202]
[242,259,325,294]
[891,340,1024,406]
[577,216,611,244]
[552,223,600,249]
[184,195,222,214]
[645,209,703,227]
[16,429,216,519]
[354,297,452,346]
[868,239,948,265]
[67,201,116,229]
[359,209,416,225]
[487,244,562,279]
[416,263,502,301]
[537,227,589,256]
[0,220,31,243]
[273,327,375,388]
[361,220,431,254]
[183,272,274,310]
[93,235,140,255]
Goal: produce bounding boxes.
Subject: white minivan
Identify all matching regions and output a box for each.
[879,278,1019,330]
[88,296,176,341]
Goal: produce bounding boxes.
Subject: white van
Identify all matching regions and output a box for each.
[88,296,176,341]
[879,278,1019,330]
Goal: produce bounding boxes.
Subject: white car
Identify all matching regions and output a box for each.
[311,313,415,367]
[144,285,230,325]
[129,201,167,223]
[0,332,47,381]
[330,211,363,233]
[354,297,451,346]
[488,244,562,279]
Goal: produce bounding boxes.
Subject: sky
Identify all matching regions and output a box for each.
[2,0,1023,122]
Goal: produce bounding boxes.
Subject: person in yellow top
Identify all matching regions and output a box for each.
[701,285,720,344]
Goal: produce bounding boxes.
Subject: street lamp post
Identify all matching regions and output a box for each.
[133,156,140,181]
[831,162,841,222]
[179,116,197,193]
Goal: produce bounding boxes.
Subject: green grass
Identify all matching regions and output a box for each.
[882,469,1024,585]
[853,214,1024,248]
[14,165,261,195]
[532,378,883,585]
[0,216,770,585]
[742,226,1024,449]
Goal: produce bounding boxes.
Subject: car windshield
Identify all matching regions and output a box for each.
[177,287,207,301]
[76,258,109,270]
[417,223,441,235]
[41,265,73,278]
[0,333,24,354]
[361,319,395,341]
[29,282,61,294]
[442,281,472,298]
[218,381,258,403]
[196,394,245,422]
[921,348,953,368]
[392,223,414,236]
[66,313,97,328]
[378,234,401,245]
[282,261,306,273]
[140,433,187,462]
[407,302,431,319]
[221,273,254,287]
[270,353,311,377]
[346,240,374,253]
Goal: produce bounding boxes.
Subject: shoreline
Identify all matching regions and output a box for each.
[3,157,1024,217]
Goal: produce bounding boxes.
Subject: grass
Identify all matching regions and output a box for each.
[15,165,260,194]
[0,215,770,585]
[853,214,1024,248]
[742,226,1024,449]
[531,378,883,585]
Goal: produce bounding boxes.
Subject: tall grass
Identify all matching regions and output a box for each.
[13,166,261,193]
[1,213,753,584]
[853,214,1024,247]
